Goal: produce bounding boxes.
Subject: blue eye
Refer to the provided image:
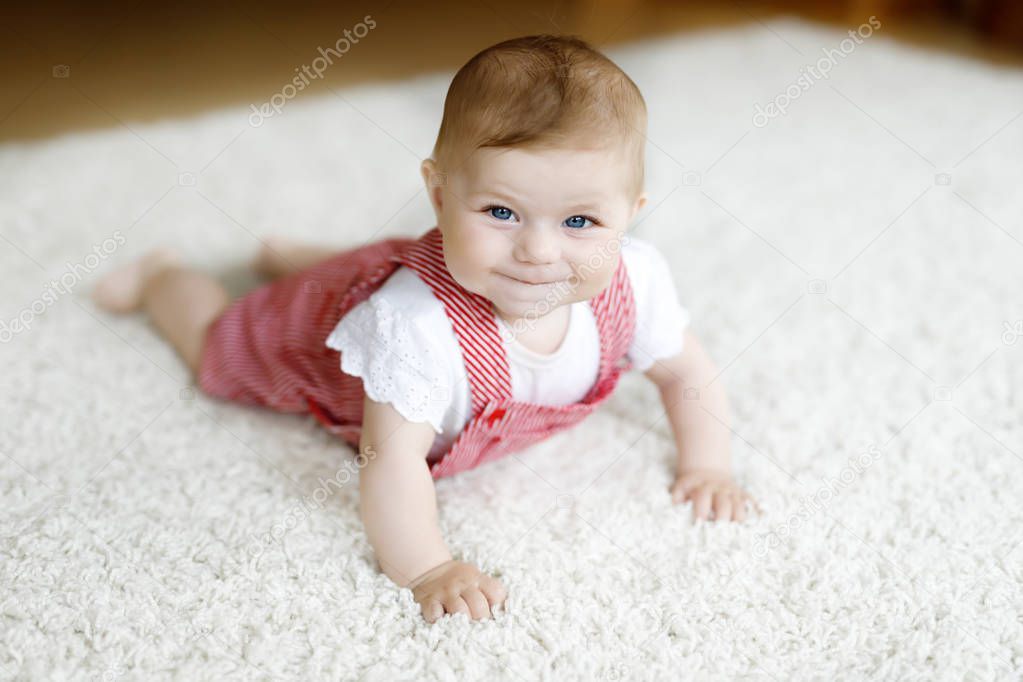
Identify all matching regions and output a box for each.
[488,206,514,221]
[564,215,592,229]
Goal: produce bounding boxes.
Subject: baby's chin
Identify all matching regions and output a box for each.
[490,292,575,323]
[450,271,584,320]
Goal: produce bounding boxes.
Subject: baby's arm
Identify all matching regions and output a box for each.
[643,330,759,522]
[358,395,507,622]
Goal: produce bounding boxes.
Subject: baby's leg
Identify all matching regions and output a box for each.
[254,238,339,279]
[93,249,229,374]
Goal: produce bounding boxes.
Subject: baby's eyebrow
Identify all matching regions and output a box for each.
[564,203,603,212]
[470,189,605,208]
[469,188,520,202]
[563,194,605,205]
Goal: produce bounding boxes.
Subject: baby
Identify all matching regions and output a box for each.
[93,35,758,623]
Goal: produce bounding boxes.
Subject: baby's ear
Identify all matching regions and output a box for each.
[632,192,648,218]
[421,159,443,215]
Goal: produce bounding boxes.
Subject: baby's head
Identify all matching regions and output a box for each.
[421,35,648,323]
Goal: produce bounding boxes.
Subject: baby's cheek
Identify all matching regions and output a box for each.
[571,249,619,295]
[453,222,498,261]
[444,233,497,291]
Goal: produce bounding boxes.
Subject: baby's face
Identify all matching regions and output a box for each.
[424,145,645,322]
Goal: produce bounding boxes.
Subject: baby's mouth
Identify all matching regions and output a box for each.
[497,268,569,286]
[500,273,558,286]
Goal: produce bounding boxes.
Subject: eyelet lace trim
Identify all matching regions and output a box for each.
[326,296,448,433]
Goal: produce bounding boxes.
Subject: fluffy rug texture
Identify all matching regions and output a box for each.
[2,18,1022,681]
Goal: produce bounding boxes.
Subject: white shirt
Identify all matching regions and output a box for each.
[325,235,690,458]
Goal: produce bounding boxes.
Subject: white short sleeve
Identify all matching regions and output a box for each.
[325,289,452,433]
[621,236,691,372]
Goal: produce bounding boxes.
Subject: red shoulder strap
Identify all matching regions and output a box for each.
[397,228,513,415]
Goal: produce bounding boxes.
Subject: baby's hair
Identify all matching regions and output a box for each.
[431,34,647,198]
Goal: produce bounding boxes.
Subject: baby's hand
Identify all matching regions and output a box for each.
[670,469,760,522]
[407,559,507,623]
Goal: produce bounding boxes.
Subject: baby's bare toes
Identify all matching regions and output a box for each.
[92,248,180,313]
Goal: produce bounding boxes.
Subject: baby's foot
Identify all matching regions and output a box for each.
[92,247,181,313]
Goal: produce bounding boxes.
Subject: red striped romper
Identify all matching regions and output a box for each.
[197,226,637,479]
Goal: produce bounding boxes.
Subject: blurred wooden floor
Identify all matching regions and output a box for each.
[1,0,1021,143]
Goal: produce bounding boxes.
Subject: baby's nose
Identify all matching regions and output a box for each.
[514,225,560,264]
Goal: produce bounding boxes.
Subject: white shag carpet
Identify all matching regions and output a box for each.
[2,18,1022,681]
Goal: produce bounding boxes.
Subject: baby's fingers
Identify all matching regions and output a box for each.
[441,594,471,619]
[670,476,700,503]
[478,575,508,610]
[461,588,494,620]
[669,480,685,504]
[741,492,763,517]
[732,493,747,522]
[691,487,713,520]
[712,492,732,523]
[419,597,445,623]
